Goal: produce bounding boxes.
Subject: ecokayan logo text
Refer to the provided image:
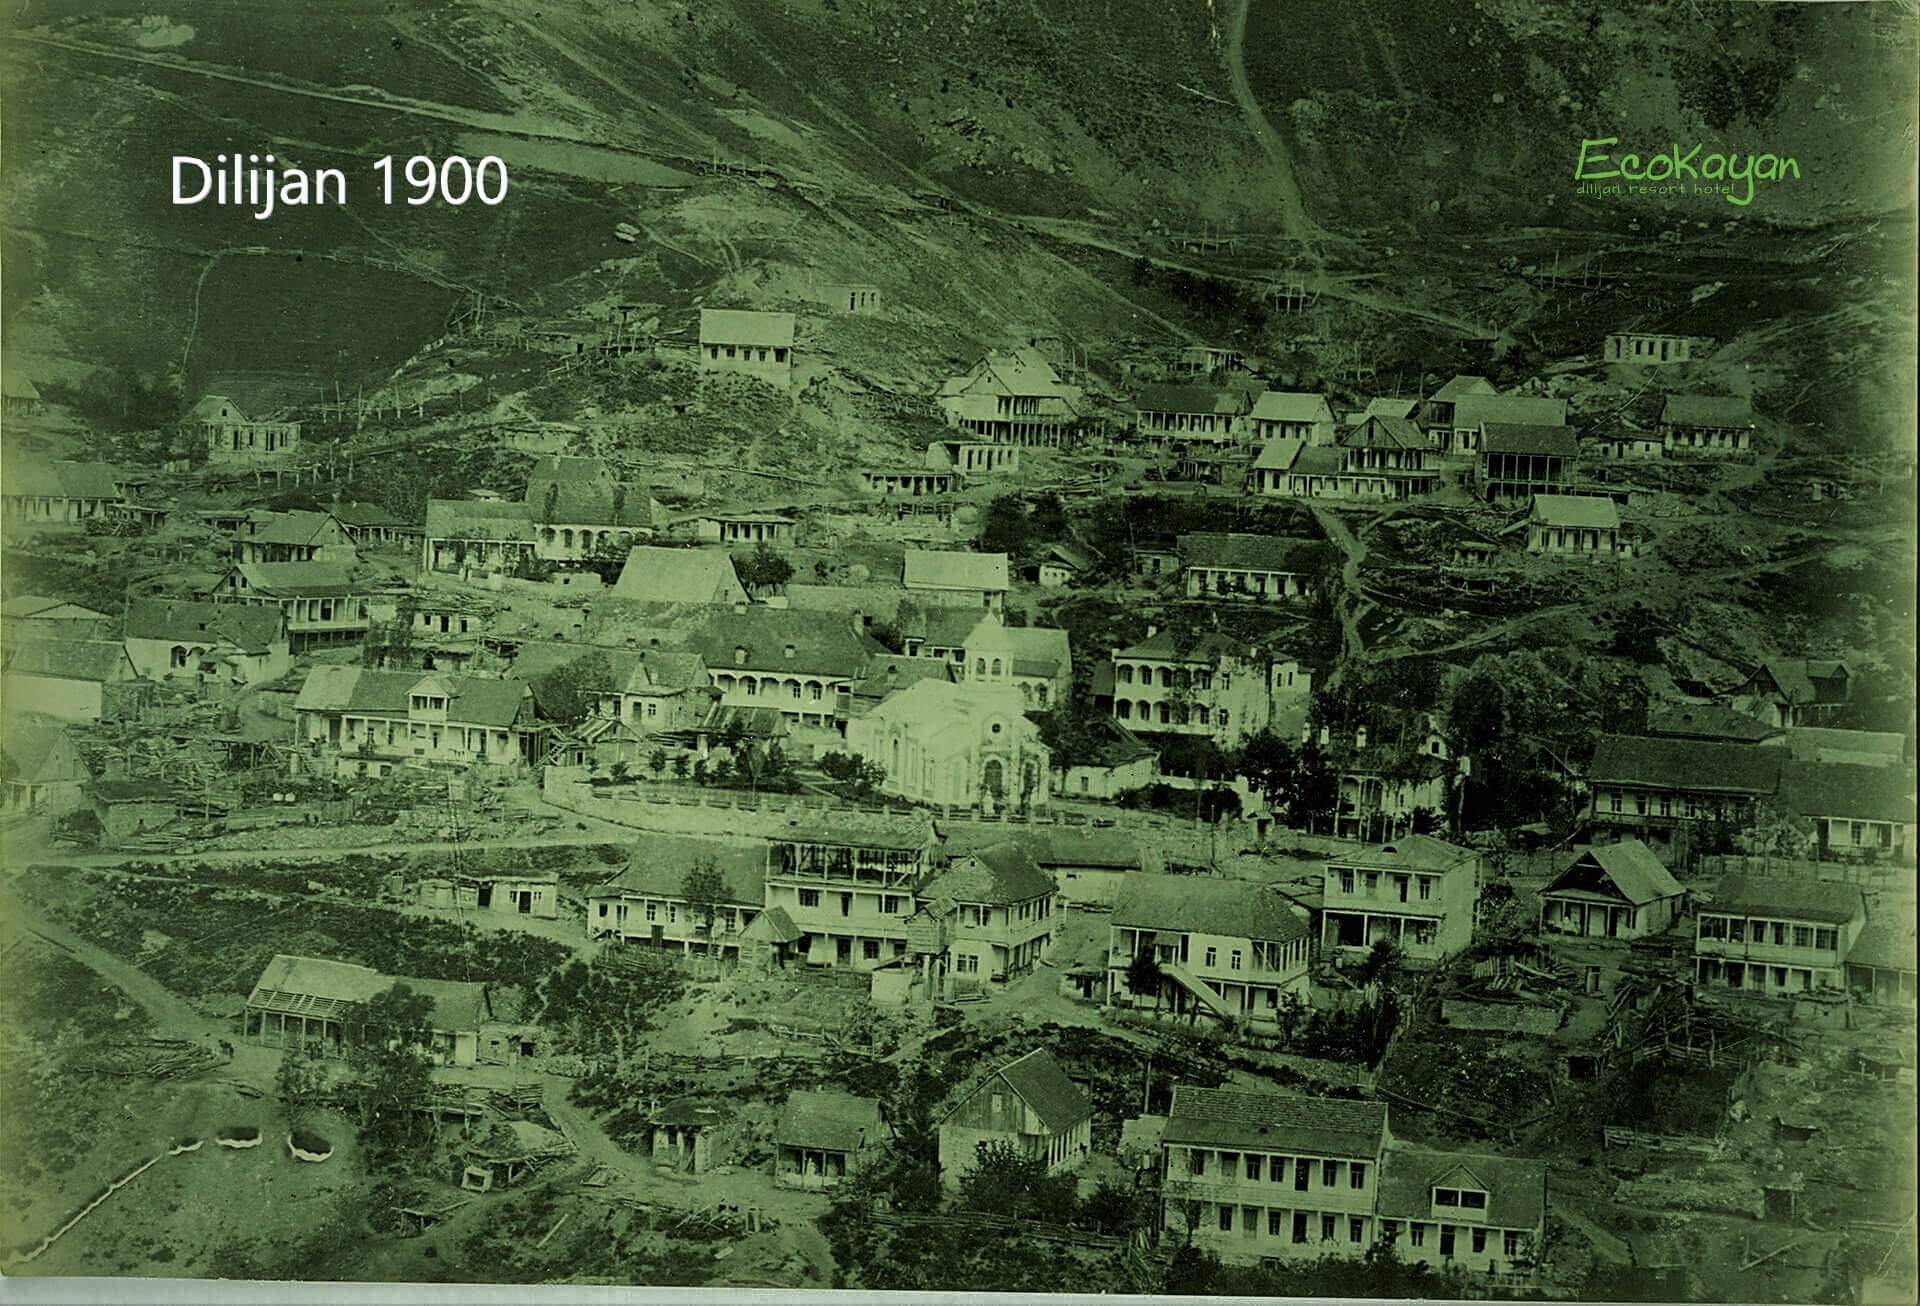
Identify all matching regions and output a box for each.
[1575,137,1801,208]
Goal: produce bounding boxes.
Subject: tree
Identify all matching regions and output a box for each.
[956,1140,1078,1224]
[541,482,560,524]
[274,1044,330,1126]
[672,754,690,779]
[648,748,669,778]
[681,858,726,955]
[1125,950,1164,1005]
[736,544,793,595]
[1355,938,1403,988]
[820,751,886,798]
[534,650,612,726]
[341,984,437,1161]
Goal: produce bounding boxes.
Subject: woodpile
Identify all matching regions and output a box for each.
[64,1037,220,1080]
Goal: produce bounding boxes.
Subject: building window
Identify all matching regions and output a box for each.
[1323,1159,1339,1187]
[1418,877,1433,901]
[1503,1231,1521,1258]
[1292,1213,1309,1244]
[1350,1218,1365,1244]
[1245,1155,1263,1182]
[863,940,880,960]
[1295,1159,1310,1191]
[1350,1163,1367,1189]
[1410,1223,1426,1248]
[1814,928,1838,951]
[1219,1153,1239,1179]
[1188,1149,1206,1176]
[1230,951,1242,971]
[1218,1206,1234,1233]
[644,902,657,922]
[1793,925,1813,948]
[1268,1210,1284,1238]
[1320,1215,1336,1242]
[1204,947,1217,968]
[799,889,821,908]
[1472,1228,1487,1254]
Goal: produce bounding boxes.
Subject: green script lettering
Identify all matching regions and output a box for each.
[1576,137,1621,180]
[1727,152,1756,206]
[1618,153,1644,181]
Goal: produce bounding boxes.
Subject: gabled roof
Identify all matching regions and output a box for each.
[1113,873,1309,944]
[1251,391,1335,425]
[1376,1147,1547,1229]
[1747,658,1849,706]
[1251,437,1306,471]
[525,477,655,529]
[2,458,122,500]
[1112,629,1252,664]
[329,500,415,529]
[1703,875,1865,925]
[227,561,357,596]
[1,721,89,785]
[1135,383,1250,416]
[699,308,795,348]
[1481,423,1579,458]
[945,824,1144,871]
[904,549,1009,593]
[1544,840,1683,906]
[247,954,491,1032]
[248,510,339,548]
[1660,394,1755,428]
[1452,394,1567,429]
[1328,834,1477,875]
[0,595,111,621]
[509,642,707,694]
[425,498,537,540]
[292,666,531,727]
[1433,375,1498,401]
[1177,532,1320,574]
[857,678,1036,741]
[4,638,132,682]
[1164,1086,1387,1158]
[850,654,956,702]
[2,370,41,401]
[1363,396,1422,420]
[1785,728,1906,767]
[1647,704,1783,744]
[1530,494,1619,530]
[921,842,1056,906]
[679,604,873,679]
[610,548,748,606]
[963,614,1071,676]
[966,1048,1091,1133]
[777,1090,887,1154]
[1847,918,1917,974]
[1588,734,1783,795]
[1777,760,1916,826]
[589,836,768,906]
[771,809,940,851]
[1340,415,1426,451]
[125,598,285,654]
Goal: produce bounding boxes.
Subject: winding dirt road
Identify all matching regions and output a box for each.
[1224,0,1323,252]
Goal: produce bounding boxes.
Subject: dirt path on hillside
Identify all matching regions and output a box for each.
[1310,504,1371,662]
[1224,0,1324,253]
[0,884,222,1037]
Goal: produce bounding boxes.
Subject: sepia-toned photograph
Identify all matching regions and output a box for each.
[1,0,1915,1300]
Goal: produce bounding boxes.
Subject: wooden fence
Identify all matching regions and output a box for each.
[1694,853,1909,890]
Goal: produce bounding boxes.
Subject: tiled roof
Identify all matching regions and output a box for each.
[1363,396,1421,420]
[1530,494,1619,530]
[770,809,940,851]
[1660,394,1755,428]
[1777,760,1916,826]
[4,638,130,682]
[1177,532,1320,573]
[921,841,1056,906]
[3,458,121,500]
[328,500,412,529]
[0,595,111,621]
[1,722,87,784]
[699,309,795,348]
[1647,704,1782,744]
[1545,840,1683,906]
[425,498,537,540]
[1703,874,1866,924]
[904,549,1010,593]
[525,477,655,529]
[849,654,955,702]
[1135,384,1250,416]
[248,510,338,547]
[1750,658,1849,706]
[1250,392,1335,425]
[1112,629,1252,663]
[1451,394,1567,429]
[679,605,873,679]
[1164,1085,1387,1157]
[781,585,908,623]
[1588,734,1783,794]
[125,598,284,654]
[1341,415,1427,451]
[1481,423,1579,458]
[984,1048,1091,1133]
[292,666,531,727]
[589,835,768,906]
[610,548,748,606]
[1328,834,1477,875]
[945,824,1144,870]
[1113,873,1309,944]
[1376,1147,1547,1229]
[1847,918,1917,973]
[1432,375,1497,401]
[230,561,357,596]
[1784,728,1905,766]
[776,1090,886,1154]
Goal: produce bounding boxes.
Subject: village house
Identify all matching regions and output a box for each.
[1605,332,1705,366]
[213,561,371,648]
[1249,391,1336,445]
[610,548,750,606]
[698,309,796,387]
[900,605,987,667]
[1,458,123,531]
[1845,916,1917,1006]
[688,512,795,547]
[1376,1148,1548,1280]
[1173,344,1247,378]
[328,500,422,550]
[1693,875,1868,996]
[845,678,1051,813]
[84,779,176,847]
[123,597,292,686]
[847,655,956,718]
[1106,627,1287,747]
[775,1090,889,1190]
[2,638,138,722]
[1729,658,1851,728]
[524,458,659,562]
[1592,421,1666,462]
[421,499,539,576]
[1,721,92,818]
[1160,1088,1389,1264]
[0,596,113,646]
[1646,703,1785,746]
[587,838,768,957]
[917,841,1060,982]
[233,510,357,565]
[648,1099,738,1174]
[960,611,1071,709]
[1050,716,1160,801]
[681,604,872,732]
[1107,874,1313,1024]
[925,438,1018,477]
[1322,835,1481,962]
[243,953,495,1066]
[1777,760,1917,862]
[762,812,942,971]
[903,548,1010,611]
[1441,394,1568,460]
[1783,727,1906,768]
[1326,416,1440,500]
[1538,840,1685,940]
[1417,375,1498,450]
[2,368,43,419]
[417,873,559,920]
[293,665,542,776]
[510,642,713,739]
[858,467,958,497]
[1526,494,1620,557]
[937,348,1083,447]
[1659,394,1757,457]
[187,393,301,462]
[937,1048,1092,1189]
[1332,726,1453,842]
[1133,383,1253,447]
[1587,734,1783,840]
[1033,542,1097,587]
[1478,424,1581,504]
[1247,437,1343,498]
[820,282,882,315]
[1177,532,1319,601]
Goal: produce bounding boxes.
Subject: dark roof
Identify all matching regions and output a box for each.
[328,500,412,529]
[771,810,940,851]
[4,638,130,682]
[1703,875,1866,925]
[228,561,357,596]
[1847,918,1917,974]
[1433,375,1497,401]
[125,598,284,654]
[1176,532,1320,574]
[524,477,655,529]
[1749,658,1849,706]
[851,654,955,702]
[921,842,1056,905]
[1113,873,1309,944]
[2,459,121,500]
[1530,494,1619,529]
[1544,840,1683,906]
[1481,423,1579,458]
[1341,415,1427,451]
[1784,728,1905,765]
[1328,834,1476,875]
[1112,628,1253,664]
[1134,384,1250,416]
[1164,1086,1388,1158]
[1647,704,1783,744]
[425,498,536,540]
[247,954,491,1032]
[1376,1148,1548,1229]
[680,605,872,679]
[590,836,767,906]
[1451,394,1567,429]
[1588,734,1783,795]
[1661,394,1755,428]
[945,825,1144,871]
[86,779,176,803]
[983,1048,1091,1133]
[776,1090,886,1154]
[249,510,339,547]
[1777,761,1916,826]
[651,1096,732,1128]
[292,667,531,727]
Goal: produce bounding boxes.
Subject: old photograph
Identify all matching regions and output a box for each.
[1,0,1915,1299]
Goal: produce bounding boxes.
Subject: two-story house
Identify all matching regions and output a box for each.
[937,1048,1092,1188]
[1776,760,1916,862]
[1729,659,1850,728]
[509,642,713,739]
[698,309,795,387]
[1587,734,1784,839]
[212,561,371,648]
[1442,394,1567,460]
[1321,835,1480,962]
[187,393,300,463]
[1107,873,1312,1024]
[1134,383,1253,448]
[421,499,539,577]
[903,549,1010,612]
[960,612,1070,709]
[1417,375,1497,452]
[1693,875,1868,996]
[293,666,542,777]
[763,813,942,971]
[587,837,768,956]
[1177,532,1320,601]
[1376,1149,1548,1279]
[1249,391,1336,445]
[1604,332,1705,366]
[1659,394,1756,457]
[1538,840,1685,940]
[233,510,357,565]
[937,348,1083,447]
[524,457,659,563]
[680,604,873,734]
[123,597,292,686]
[917,841,1059,982]
[1478,424,1579,504]
[1106,627,1280,747]
[1161,1087,1389,1263]
[843,678,1051,813]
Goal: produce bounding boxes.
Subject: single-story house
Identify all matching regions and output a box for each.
[242,953,495,1067]
[938,1047,1093,1188]
[1539,840,1685,940]
[774,1090,890,1190]
[2,721,93,819]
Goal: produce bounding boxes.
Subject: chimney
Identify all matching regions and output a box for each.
[733,601,748,615]
[1356,725,1369,749]
[734,646,747,666]
[852,608,866,632]
[783,643,796,660]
